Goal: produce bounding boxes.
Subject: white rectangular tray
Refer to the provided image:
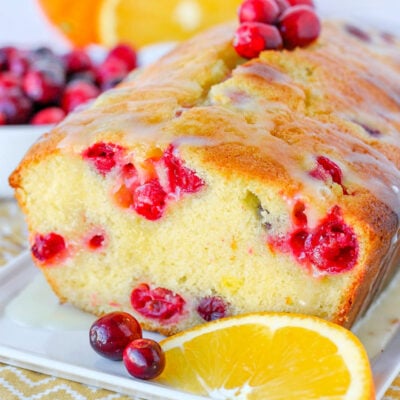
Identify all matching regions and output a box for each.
[0,252,399,399]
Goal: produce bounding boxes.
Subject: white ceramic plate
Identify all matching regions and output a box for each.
[0,252,399,399]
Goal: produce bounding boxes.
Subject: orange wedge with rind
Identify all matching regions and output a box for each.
[157,312,374,399]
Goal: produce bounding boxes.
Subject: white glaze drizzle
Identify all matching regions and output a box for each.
[52,21,400,220]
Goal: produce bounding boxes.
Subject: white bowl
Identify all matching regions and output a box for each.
[0,125,53,198]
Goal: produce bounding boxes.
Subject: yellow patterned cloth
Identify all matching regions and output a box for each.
[0,198,399,400]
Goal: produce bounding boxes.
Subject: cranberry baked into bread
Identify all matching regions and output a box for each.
[10,21,400,335]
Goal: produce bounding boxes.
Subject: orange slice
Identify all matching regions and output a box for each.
[157,313,374,399]
[98,0,243,47]
[37,0,102,47]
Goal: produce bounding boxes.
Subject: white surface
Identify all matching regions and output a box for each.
[0,252,399,399]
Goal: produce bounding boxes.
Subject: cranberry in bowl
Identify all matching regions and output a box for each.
[0,43,139,198]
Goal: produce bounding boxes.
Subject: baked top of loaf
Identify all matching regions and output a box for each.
[12,20,400,214]
[10,20,400,333]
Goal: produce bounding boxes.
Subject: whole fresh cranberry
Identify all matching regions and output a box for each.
[123,338,165,380]
[275,0,290,12]
[96,57,128,90]
[89,312,142,361]
[63,49,92,74]
[0,92,32,124]
[0,72,23,95]
[8,50,31,76]
[0,47,15,70]
[234,22,283,59]
[239,0,280,24]
[279,5,321,49]
[106,44,137,71]
[62,79,100,113]
[31,107,66,125]
[287,0,314,6]
[23,70,64,104]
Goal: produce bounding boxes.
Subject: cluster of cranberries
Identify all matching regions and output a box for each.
[233,0,321,58]
[89,311,165,380]
[83,142,205,221]
[0,43,136,125]
[268,156,358,275]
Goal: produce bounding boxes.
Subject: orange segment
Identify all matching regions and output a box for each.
[37,0,102,46]
[157,313,374,399]
[98,0,243,47]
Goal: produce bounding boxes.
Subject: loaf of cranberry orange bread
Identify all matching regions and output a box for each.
[10,20,400,335]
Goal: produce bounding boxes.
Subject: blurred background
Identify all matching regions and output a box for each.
[0,0,399,50]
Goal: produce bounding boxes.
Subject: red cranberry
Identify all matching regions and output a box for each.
[23,70,64,104]
[130,283,185,321]
[0,93,32,124]
[88,234,105,249]
[62,79,100,113]
[106,44,137,71]
[161,145,205,194]
[345,25,371,43]
[234,22,283,58]
[197,296,228,321]
[123,338,165,380]
[289,228,309,261]
[89,312,142,361]
[279,5,321,49]
[0,72,23,95]
[82,142,122,176]
[287,0,314,6]
[132,179,167,221]
[275,0,290,12]
[31,107,66,125]
[310,156,343,186]
[96,57,129,90]
[63,49,92,74]
[31,232,66,263]
[239,0,280,24]
[8,51,31,76]
[0,113,6,125]
[0,47,15,70]
[304,207,358,274]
